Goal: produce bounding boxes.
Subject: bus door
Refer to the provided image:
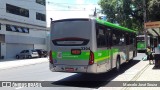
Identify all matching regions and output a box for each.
[95,24,112,71]
[105,28,112,70]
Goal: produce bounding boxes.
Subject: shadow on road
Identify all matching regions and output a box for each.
[152,65,160,69]
[52,60,140,88]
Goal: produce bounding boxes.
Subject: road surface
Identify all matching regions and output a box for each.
[0,58,146,90]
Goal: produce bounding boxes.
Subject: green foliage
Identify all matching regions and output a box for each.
[98,0,160,32]
[148,0,160,21]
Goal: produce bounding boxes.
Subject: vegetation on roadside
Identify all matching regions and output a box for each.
[98,0,160,32]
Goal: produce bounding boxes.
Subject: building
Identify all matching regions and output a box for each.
[0,0,49,59]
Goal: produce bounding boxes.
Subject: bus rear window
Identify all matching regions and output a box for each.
[51,19,91,46]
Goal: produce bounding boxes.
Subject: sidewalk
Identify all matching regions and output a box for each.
[0,57,48,70]
[127,64,160,90]
[133,53,147,60]
[97,60,149,90]
[98,54,160,90]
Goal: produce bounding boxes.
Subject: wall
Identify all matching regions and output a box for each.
[0,0,46,27]
[0,0,48,59]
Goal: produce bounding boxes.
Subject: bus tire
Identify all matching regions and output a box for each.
[116,56,121,72]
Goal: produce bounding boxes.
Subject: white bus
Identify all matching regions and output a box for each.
[49,18,137,74]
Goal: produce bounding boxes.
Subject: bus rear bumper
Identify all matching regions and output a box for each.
[49,63,98,74]
[49,63,56,72]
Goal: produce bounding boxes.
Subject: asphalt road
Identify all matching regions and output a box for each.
[0,60,141,90]
[0,57,144,90]
[0,62,76,81]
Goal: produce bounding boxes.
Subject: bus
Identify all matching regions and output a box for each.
[136,35,157,53]
[49,18,137,74]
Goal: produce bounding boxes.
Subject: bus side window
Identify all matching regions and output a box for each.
[112,34,117,45]
[96,23,107,48]
[134,35,137,47]
[112,30,121,46]
[132,34,136,46]
[119,34,125,45]
[125,33,130,45]
[129,34,134,45]
[99,29,105,46]
[107,30,112,47]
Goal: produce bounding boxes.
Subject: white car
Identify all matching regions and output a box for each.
[16,50,39,59]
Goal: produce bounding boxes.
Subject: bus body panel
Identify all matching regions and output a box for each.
[51,47,90,66]
[49,63,98,73]
[128,45,135,60]
[111,47,119,68]
[50,19,98,73]
[137,41,146,50]
[137,35,150,52]
[49,18,137,74]
[111,46,127,68]
[95,48,112,73]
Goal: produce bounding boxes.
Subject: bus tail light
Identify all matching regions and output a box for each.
[89,51,94,65]
[49,50,53,64]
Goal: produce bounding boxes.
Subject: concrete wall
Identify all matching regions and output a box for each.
[5,35,45,45]
[0,0,46,27]
[0,19,49,59]
[6,43,34,58]
[0,0,49,59]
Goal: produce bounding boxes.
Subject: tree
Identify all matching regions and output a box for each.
[148,0,160,21]
[98,0,160,32]
[98,0,143,31]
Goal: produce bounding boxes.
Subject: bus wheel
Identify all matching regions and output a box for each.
[116,56,120,72]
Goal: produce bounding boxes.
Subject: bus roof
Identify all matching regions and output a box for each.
[96,18,137,34]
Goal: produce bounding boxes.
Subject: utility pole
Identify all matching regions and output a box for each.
[143,0,148,48]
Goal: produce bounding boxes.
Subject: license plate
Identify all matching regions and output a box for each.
[65,68,74,72]
[71,49,81,55]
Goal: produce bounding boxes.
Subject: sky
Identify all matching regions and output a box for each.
[46,0,100,27]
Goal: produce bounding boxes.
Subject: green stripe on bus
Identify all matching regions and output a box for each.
[52,51,89,60]
[95,56,110,62]
[94,50,110,63]
[51,48,119,62]
[96,18,137,34]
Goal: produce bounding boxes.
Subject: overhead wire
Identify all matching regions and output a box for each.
[0,0,100,30]
[11,0,99,11]
[0,7,94,11]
